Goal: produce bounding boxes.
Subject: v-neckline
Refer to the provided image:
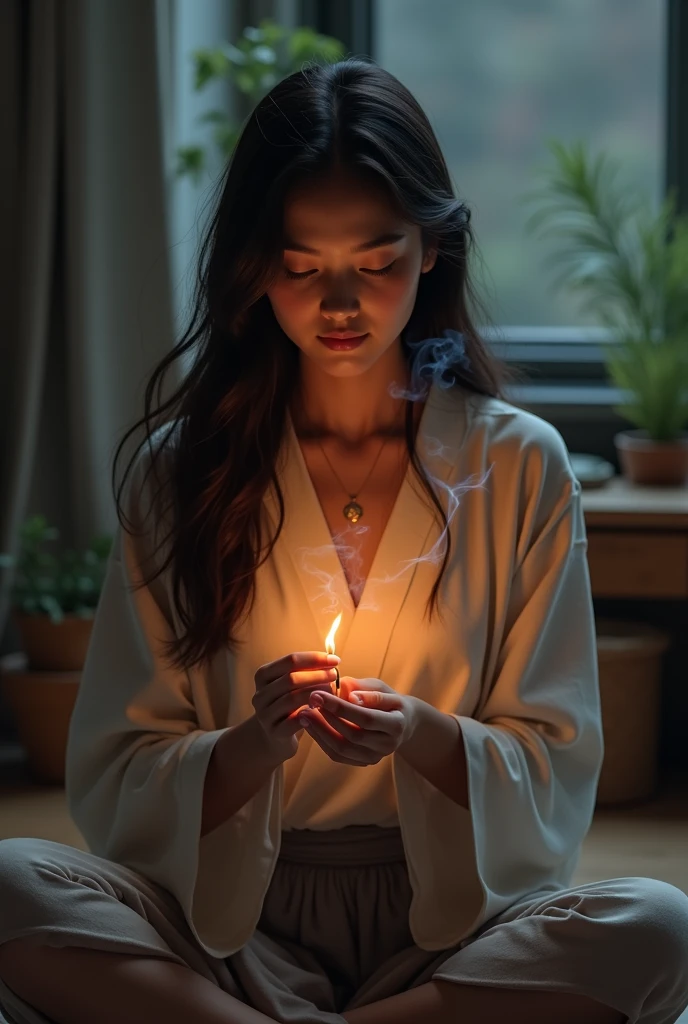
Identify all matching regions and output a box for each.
[286,400,431,616]
[264,381,466,670]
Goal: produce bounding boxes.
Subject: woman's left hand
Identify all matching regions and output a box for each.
[298,677,419,766]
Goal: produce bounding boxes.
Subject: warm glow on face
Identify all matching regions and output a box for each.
[265,172,436,385]
[325,613,342,656]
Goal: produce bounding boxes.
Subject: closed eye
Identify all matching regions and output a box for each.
[283,260,397,280]
[283,268,317,280]
[363,261,397,277]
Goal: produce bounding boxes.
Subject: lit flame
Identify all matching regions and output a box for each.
[325,613,342,656]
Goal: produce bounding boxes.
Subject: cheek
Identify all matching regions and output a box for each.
[377,270,422,317]
[266,284,309,330]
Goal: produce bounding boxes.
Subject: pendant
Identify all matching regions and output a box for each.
[343,500,363,523]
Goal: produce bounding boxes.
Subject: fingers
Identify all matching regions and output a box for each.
[273,688,332,727]
[300,707,392,764]
[253,685,334,741]
[316,707,395,752]
[301,711,381,766]
[350,690,402,709]
[309,691,404,733]
[262,693,328,744]
[252,668,337,715]
[255,652,339,689]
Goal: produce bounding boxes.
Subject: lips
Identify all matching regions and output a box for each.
[318,333,368,350]
[318,332,367,340]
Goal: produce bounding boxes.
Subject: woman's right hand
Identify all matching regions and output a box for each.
[252,651,341,762]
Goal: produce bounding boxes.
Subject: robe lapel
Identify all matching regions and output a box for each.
[263,382,467,683]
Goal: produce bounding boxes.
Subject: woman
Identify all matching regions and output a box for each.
[0,58,687,1024]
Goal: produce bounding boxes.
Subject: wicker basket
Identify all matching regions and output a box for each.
[595,618,671,806]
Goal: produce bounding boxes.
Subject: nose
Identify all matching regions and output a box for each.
[321,312,359,326]
[320,279,360,321]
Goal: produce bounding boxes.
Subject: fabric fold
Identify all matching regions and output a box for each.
[393,469,603,950]
[66,438,284,957]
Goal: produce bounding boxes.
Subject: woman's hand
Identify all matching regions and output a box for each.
[252,651,341,763]
[298,676,419,766]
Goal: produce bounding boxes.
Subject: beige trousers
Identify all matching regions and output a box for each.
[0,825,687,1024]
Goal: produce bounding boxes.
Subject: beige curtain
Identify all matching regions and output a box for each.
[0,0,179,656]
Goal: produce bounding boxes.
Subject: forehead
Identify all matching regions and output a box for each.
[282,172,406,241]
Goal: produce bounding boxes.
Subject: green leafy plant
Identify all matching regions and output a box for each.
[522,140,688,441]
[176,19,345,182]
[0,515,112,623]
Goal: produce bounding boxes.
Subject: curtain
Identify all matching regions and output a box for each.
[0,0,179,658]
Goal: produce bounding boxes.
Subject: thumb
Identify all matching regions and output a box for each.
[350,690,403,710]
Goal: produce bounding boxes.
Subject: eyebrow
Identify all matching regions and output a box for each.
[283,231,406,255]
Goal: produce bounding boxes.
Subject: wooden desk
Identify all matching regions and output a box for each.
[581,477,688,599]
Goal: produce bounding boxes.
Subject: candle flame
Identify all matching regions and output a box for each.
[325,613,342,655]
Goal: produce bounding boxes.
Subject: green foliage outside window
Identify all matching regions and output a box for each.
[176,19,345,183]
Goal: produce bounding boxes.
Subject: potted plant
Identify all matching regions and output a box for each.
[522,140,688,485]
[175,18,345,182]
[0,515,112,783]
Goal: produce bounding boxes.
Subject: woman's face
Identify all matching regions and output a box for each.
[265,171,436,380]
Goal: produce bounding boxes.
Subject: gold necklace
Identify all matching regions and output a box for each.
[317,438,387,523]
[316,409,406,523]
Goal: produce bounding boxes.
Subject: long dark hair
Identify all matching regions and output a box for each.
[113,57,523,672]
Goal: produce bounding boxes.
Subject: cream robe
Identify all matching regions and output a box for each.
[65,381,603,960]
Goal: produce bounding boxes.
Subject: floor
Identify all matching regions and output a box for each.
[0,750,687,1021]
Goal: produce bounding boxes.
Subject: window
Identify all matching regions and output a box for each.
[168,0,237,354]
[375,0,666,333]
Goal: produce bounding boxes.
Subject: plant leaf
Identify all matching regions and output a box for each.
[193,48,231,89]
[522,138,688,438]
[175,146,206,183]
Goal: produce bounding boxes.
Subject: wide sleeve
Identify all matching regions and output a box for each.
[393,437,603,951]
[65,439,283,958]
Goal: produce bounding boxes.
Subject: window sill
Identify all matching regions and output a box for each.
[484,330,624,421]
[504,383,627,421]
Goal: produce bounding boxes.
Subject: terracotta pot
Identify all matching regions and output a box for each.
[0,669,80,784]
[614,429,688,486]
[12,614,94,671]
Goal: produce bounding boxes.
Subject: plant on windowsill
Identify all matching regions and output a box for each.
[175,19,345,183]
[0,515,112,783]
[522,140,688,486]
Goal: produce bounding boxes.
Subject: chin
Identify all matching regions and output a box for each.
[316,361,372,378]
